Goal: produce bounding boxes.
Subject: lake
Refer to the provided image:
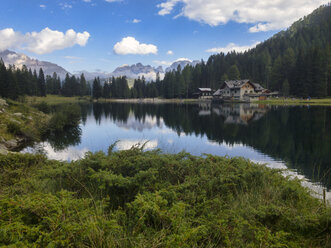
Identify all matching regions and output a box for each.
[24,102,331,198]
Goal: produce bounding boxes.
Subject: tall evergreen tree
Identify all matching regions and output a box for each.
[92,77,102,99]
[228,65,240,80]
[38,68,46,97]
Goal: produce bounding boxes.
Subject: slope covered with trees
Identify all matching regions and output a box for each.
[159,4,331,98]
[1,4,331,99]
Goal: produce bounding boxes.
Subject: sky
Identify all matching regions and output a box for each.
[0,0,329,73]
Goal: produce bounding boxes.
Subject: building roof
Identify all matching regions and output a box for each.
[222,80,250,89]
[251,83,265,91]
[198,88,212,92]
[221,80,266,91]
[213,89,223,96]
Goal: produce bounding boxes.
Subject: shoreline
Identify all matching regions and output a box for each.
[25,95,331,106]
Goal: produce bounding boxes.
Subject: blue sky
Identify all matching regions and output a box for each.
[0,0,328,73]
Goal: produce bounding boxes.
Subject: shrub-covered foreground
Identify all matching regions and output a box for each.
[0,149,330,247]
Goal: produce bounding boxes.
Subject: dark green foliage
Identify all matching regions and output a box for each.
[92,77,102,99]
[6,121,22,135]
[0,150,330,247]
[33,101,50,114]
[157,4,331,98]
[37,68,46,97]
[46,104,81,132]
[228,64,241,80]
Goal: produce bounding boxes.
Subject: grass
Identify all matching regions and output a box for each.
[25,95,92,105]
[0,99,49,145]
[0,149,330,247]
[22,95,331,106]
[253,97,331,106]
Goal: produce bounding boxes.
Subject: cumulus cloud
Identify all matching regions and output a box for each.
[206,42,260,54]
[157,0,329,32]
[113,36,158,55]
[175,58,191,62]
[0,28,24,51]
[39,4,46,9]
[25,28,90,54]
[132,19,141,23]
[167,50,173,55]
[0,27,90,54]
[116,139,158,151]
[153,60,172,66]
[60,3,72,9]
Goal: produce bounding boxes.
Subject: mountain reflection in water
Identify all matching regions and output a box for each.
[24,102,330,193]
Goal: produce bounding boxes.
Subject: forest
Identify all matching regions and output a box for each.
[1,4,331,100]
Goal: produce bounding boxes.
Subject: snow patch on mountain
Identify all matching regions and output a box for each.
[0,50,69,79]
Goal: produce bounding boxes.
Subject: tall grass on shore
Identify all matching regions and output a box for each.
[0,148,330,247]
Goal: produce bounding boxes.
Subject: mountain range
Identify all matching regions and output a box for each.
[0,50,69,79]
[0,50,200,82]
[165,59,200,73]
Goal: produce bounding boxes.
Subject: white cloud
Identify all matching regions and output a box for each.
[0,28,24,51]
[175,58,191,62]
[153,60,172,66]
[0,27,90,54]
[206,42,260,54]
[25,28,90,54]
[157,0,180,16]
[157,0,329,32]
[113,36,158,55]
[82,0,91,2]
[167,50,173,55]
[116,140,158,151]
[132,19,141,23]
[60,3,73,9]
[39,4,46,9]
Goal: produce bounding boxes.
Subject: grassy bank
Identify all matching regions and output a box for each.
[25,95,91,105]
[22,95,331,106]
[253,97,331,106]
[0,98,82,154]
[0,148,330,247]
[0,98,49,154]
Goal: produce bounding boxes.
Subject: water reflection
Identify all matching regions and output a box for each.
[25,102,330,193]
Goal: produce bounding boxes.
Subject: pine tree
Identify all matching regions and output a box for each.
[228,65,240,80]
[92,77,102,99]
[38,68,46,97]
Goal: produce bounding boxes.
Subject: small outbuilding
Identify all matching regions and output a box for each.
[193,88,213,99]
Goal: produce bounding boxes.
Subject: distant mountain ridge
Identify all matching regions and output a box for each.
[1,49,201,82]
[165,59,200,72]
[0,50,70,79]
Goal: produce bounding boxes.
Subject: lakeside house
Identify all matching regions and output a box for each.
[213,79,278,102]
[193,88,213,99]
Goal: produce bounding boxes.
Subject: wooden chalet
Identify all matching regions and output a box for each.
[213,79,278,102]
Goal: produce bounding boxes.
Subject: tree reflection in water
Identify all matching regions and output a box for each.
[39,102,330,189]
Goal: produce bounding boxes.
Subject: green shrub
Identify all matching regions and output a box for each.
[33,101,51,114]
[6,122,22,135]
[47,104,81,132]
[0,150,330,247]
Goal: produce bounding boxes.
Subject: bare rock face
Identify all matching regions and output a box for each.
[0,143,8,155]
[0,50,70,79]
[0,98,7,107]
[4,139,18,149]
[13,113,23,117]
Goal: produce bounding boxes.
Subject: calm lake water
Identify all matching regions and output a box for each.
[24,102,331,199]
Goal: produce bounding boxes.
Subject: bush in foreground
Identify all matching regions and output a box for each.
[0,149,330,247]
